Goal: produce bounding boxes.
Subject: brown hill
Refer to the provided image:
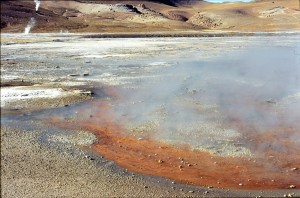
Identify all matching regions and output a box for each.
[1,0,299,33]
[75,0,198,6]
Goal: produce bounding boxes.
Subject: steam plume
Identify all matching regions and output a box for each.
[98,44,300,156]
[34,0,40,11]
[24,17,36,34]
[24,0,40,34]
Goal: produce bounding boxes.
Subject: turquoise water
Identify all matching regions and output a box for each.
[205,0,253,3]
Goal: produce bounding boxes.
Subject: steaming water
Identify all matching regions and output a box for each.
[1,33,300,158]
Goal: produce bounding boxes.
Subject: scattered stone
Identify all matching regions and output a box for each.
[187,164,192,167]
[289,185,296,189]
[83,73,89,76]
[204,191,209,194]
[144,186,148,188]
[178,165,183,168]
[158,159,164,163]
[172,181,175,184]
[180,189,183,191]
[239,183,243,186]
[208,186,213,189]
[21,94,29,97]
[80,91,92,96]
[84,155,95,160]
[188,190,194,193]
[291,167,298,171]
[288,193,294,197]
[68,74,80,77]
[53,39,64,42]
[266,100,276,104]
[138,138,143,140]
[188,12,222,28]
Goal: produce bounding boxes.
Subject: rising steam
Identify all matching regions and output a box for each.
[23,36,298,189]
[24,17,36,34]
[33,36,299,158]
[34,0,40,11]
[24,0,40,34]
[96,44,300,157]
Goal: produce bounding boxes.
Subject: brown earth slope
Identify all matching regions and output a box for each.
[1,0,300,33]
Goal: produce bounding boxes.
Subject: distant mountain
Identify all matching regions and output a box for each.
[1,0,299,33]
[75,0,200,6]
[133,0,199,6]
[147,0,200,6]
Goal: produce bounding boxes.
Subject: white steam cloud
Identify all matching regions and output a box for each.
[101,45,300,157]
[24,17,36,34]
[24,0,40,34]
[38,36,300,159]
[34,0,40,11]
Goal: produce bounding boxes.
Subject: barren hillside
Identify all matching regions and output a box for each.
[1,0,299,33]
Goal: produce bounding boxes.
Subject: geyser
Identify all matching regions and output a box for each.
[34,0,40,11]
[23,0,41,34]
[24,17,36,34]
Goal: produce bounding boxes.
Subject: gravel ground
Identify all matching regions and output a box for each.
[0,125,234,197]
[2,125,299,198]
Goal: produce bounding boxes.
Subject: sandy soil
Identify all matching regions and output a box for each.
[1,0,300,33]
[2,126,208,197]
[1,104,299,197]
[1,107,299,198]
